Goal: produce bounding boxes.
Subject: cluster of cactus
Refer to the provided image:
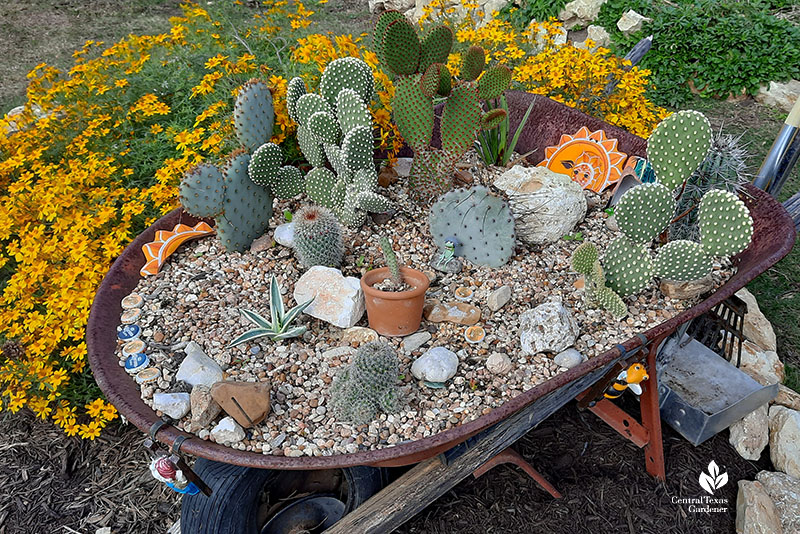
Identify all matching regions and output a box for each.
[329,341,401,425]
[571,242,628,318]
[292,206,344,268]
[180,80,302,252]
[286,57,392,228]
[428,186,515,268]
[379,235,404,289]
[373,11,512,203]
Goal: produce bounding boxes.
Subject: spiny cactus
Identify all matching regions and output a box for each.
[292,206,344,269]
[647,110,713,191]
[653,240,712,281]
[286,58,392,228]
[614,183,675,245]
[379,235,403,288]
[571,241,599,276]
[374,11,512,204]
[329,341,401,425]
[594,286,628,319]
[570,243,628,318]
[429,186,515,268]
[234,79,275,153]
[603,236,654,297]
[249,142,304,199]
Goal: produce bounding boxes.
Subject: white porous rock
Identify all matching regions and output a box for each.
[729,404,769,461]
[736,288,777,352]
[756,471,800,534]
[274,222,295,247]
[152,392,191,420]
[553,348,587,369]
[412,347,459,383]
[756,80,800,113]
[402,331,432,354]
[411,0,508,24]
[574,25,611,50]
[738,341,784,386]
[487,285,512,312]
[494,166,586,245]
[520,299,580,355]
[293,266,365,328]
[559,0,607,29]
[486,352,513,375]
[769,406,800,478]
[736,480,784,534]
[616,9,652,36]
[176,341,224,388]
[210,416,246,445]
[369,0,415,13]
[190,385,221,430]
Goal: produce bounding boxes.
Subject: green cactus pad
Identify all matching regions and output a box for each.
[436,65,452,96]
[419,25,454,73]
[654,240,712,281]
[320,56,374,110]
[274,166,305,199]
[595,286,628,318]
[478,65,512,101]
[180,164,225,218]
[382,18,420,76]
[441,83,482,158]
[374,11,406,68]
[233,79,275,152]
[603,236,654,297]
[420,63,444,98]
[408,149,452,202]
[323,143,348,178]
[394,74,434,153]
[481,109,506,130]
[293,205,344,268]
[297,124,326,168]
[461,46,486,82]
[699,189,753,257]
[307,111,341,144]
[248,142,283,187]
[342,126,374,172]
[295,93,332,125]
[353,168,378,191]
[429,186,516,267]
[356,190,393,213]
[331,179,348,212]
[615,183,675,245]
[647,110,713,191]
[286,77,306,124]
[336,88,371,134]
[216,152,273,252]
[305,167,337,208]
[571,242,599,276]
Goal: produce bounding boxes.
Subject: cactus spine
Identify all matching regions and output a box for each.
[292,206,345,269]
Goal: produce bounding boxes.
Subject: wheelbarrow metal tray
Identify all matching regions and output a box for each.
[86,93,797,469]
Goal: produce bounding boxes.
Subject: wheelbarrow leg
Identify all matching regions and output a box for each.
[473,447,562,498]
[639,342,666,480]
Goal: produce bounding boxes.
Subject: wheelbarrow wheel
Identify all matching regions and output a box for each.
[180,458,386,534]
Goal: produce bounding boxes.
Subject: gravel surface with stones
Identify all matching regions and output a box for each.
[116,160,733,457]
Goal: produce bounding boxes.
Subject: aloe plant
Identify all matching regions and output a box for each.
[228,275,314,347]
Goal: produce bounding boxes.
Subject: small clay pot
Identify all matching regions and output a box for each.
[361,267,430,337]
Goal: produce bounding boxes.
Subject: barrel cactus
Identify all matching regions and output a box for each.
[292,206,344,269]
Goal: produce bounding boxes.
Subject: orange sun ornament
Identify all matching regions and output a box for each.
[141,222,215,276]
[538,127,628,193]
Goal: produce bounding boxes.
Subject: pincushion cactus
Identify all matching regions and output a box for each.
[374,11,512,203]
[292,206,344,268]
[329,341,401,425]
[286,58,392,228]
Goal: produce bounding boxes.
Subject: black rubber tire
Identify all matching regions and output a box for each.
[180,458,385,534]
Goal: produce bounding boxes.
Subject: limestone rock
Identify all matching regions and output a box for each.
[423,299,481,325]
[616,9,652,36]
[659,274,714,300]
[738,340,784,386]
[574,25,611,50]
[486,352,513,375]
[274,222,295,247]
[554,348,586,369]
[736,480,783,534]
[249,233,273,253]
[769,406,800,478]
[756,470,800,534]
[487,285,512,312]
[520,299,580,355]
[152,392,191,420]
[412,347,459,383]
[176,341,224,388]
[494,166,586,245]
[773,384,800,411]
[729,404,769,461]
[294,266,365,328]
[756,80,800,113]
[341,326,379,345]
[211,381,271,429]
[736,288,777,352]
[211,416,246,444]
[369,0,415,13]
[322,346,356,360]
[190,385,221,429]
[402,331,432,354]
[559,0,607,29]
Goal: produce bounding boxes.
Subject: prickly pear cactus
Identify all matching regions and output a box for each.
[249,142,304,199]
[429,186,515,268]
[603,237,654,297]
[329,341,401,425]
[615,183,675,245]
[654,240,712,281]
[647,110,712,191]
[571,242,598,276]
[569,242,628,318]
[292,206,344,269]
[698,189,753,258]
[233,79,275,153]
[594,286,628,319]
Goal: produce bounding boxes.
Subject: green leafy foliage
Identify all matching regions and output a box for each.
[498,0,569,28]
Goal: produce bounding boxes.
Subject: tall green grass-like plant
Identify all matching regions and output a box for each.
[475,95,535,167]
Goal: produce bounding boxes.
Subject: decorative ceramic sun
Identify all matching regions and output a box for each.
[538,127,628,193]
[141,222,214,276]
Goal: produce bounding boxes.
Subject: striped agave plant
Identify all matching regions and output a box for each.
[228,275,314,348]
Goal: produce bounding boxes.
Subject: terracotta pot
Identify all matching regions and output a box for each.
[360,267,430,336]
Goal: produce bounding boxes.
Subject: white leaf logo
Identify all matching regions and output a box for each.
[699,461,728,494]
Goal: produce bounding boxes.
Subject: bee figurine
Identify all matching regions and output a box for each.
[604,363,649,400]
